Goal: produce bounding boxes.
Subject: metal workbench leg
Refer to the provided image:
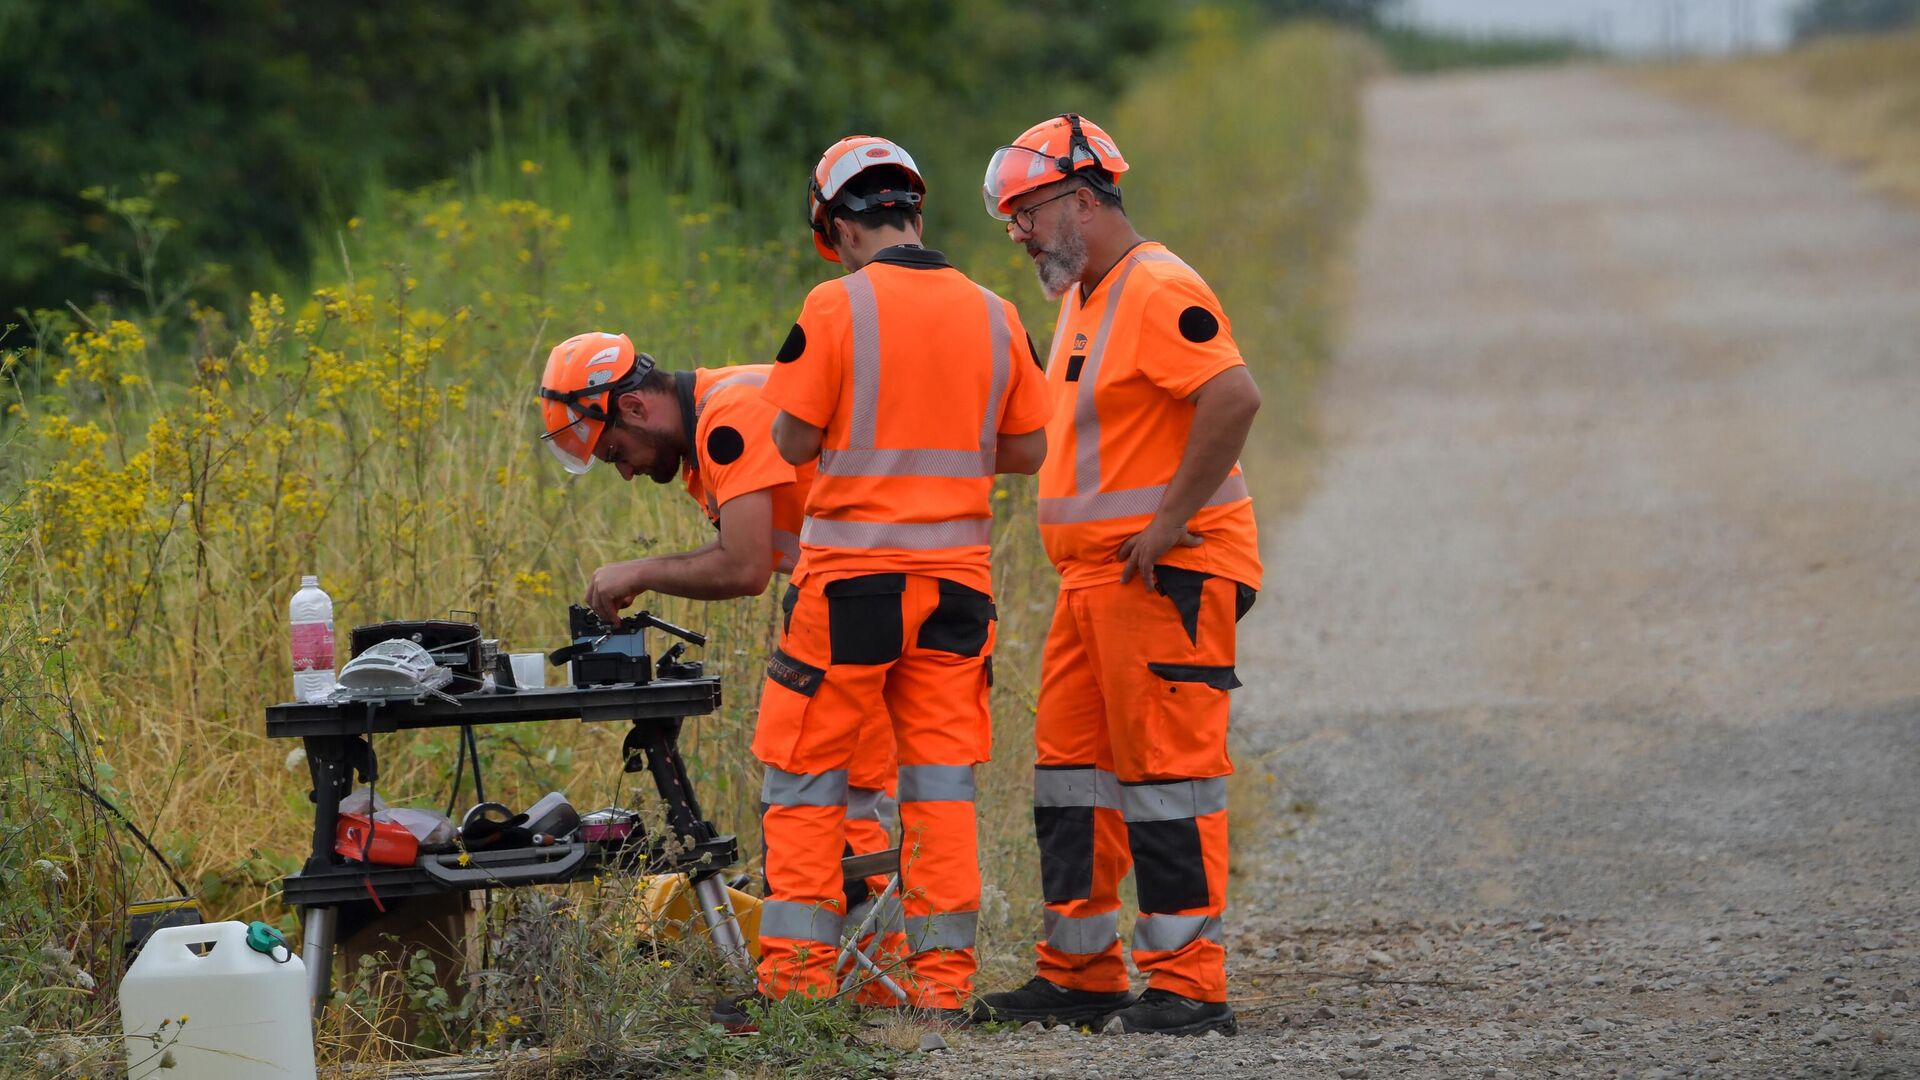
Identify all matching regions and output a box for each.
[302,904,337,1015]
[690,873,752,973]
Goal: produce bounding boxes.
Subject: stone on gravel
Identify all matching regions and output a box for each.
[1336,1069,1368,1079]
[918,1032,948,1053]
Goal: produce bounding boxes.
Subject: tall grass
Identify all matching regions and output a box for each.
[1637,29,1920,207]
[0,15,1368,1073]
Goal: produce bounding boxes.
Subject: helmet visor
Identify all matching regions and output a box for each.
[540,403,600,475]
[983,145,1067,220]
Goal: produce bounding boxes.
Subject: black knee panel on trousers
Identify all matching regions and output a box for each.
[1128,817,1211,913]
[824,574,905,665]
[1035,803,1095,902]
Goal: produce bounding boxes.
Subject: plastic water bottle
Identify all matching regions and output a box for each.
[120,920,316,1079]
[289,575,337,703]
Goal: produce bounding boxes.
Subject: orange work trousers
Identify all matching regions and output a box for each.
[1032,566,1252,1003]
[753,572,995,1008]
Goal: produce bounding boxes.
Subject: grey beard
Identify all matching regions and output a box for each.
[1034,222,1089,300]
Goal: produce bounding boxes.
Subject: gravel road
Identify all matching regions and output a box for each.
[906,66,1920,1080]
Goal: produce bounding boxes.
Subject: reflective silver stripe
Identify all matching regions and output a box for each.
[1044,908,1120,955]
[976,285,1011,453]
[846,893,905,937]
[1132,913,1222,954]
[1038,471,1249,527]
[847,786,885,822]
[844,273,881,450]
[905,911,977,951]
[696,370,768,419]
[760,900,844,945]
[898,764,976,804]
[801,516,992,550]
[1043,293,1072,378]
[1072,256,1146,494]
[818,447,994,478]
[1033,767,1122,811]
[1120,777,1229,823]
[762,766,848,808]
[772,529,801,572]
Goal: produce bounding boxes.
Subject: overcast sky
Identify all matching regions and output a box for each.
[1391,0,1803,54]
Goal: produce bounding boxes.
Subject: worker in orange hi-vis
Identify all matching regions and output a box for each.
[717,135,1052,1027]
[535,336,901,985]
[971,114,1262,1038]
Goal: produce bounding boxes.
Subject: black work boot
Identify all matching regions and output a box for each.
[968,976,1134,1027]
[1102,988,1237,1036]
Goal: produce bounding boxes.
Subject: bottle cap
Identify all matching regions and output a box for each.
[301,575,319,588]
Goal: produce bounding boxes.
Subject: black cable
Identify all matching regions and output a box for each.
[465,724,486,805]
[72,781,190,897]
[445,725,469,820]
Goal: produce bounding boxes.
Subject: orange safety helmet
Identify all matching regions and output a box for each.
[807,135,926,263]
[536,331,655,474]
[983,113,1128,220]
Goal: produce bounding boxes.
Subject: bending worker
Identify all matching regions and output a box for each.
[533,334,900,968]
[973,114,1262,1037]
[740,135,1051,1021]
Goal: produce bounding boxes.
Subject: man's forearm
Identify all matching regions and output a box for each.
[1152,389,1258,531]
[626,541,767,601]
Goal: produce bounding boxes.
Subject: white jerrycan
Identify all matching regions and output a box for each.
[120,921,316,1080]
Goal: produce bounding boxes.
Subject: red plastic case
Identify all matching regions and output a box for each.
[335,812,420,866]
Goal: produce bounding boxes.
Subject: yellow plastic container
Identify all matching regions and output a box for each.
[635,875,762,959]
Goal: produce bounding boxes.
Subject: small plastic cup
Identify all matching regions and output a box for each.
[510,652,546,689]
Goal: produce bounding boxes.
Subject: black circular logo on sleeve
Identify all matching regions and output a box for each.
[1178,305,1220,343]
[775,323,806,363]
[705,425,744,465]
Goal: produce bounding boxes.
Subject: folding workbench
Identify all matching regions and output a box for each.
[266,679,747,1009]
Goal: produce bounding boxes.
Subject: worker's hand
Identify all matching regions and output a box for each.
[585,559,650,624]
[1116,519,1203,591]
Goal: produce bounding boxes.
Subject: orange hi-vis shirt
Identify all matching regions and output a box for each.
[675,365,810,576]
[1038,241,1262,591]
[761,246,1053,593]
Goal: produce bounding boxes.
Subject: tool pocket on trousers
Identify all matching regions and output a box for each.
[915,579,996,657]
[824,573,906,665]
[1134,662,1235,795]
[752,650,824,770]
[1035,802,1095,902]
[781,582,799,635]
[1154,565,1209,645]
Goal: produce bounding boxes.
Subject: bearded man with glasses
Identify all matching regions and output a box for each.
[971,114,1263,1038]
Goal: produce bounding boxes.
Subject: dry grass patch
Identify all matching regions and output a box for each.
[1637,30,1920,206]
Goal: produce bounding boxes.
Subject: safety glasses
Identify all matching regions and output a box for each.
[1003,186,1082,235]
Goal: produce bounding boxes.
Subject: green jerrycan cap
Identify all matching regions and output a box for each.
[246,920,293,963]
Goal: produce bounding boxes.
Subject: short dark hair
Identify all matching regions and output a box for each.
[826,164,921,240]
[608,364,672,415]
[634,365,673,395]
[1077,168,1124,212]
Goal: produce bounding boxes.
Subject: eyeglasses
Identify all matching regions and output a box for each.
[1005,186,1081,235]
